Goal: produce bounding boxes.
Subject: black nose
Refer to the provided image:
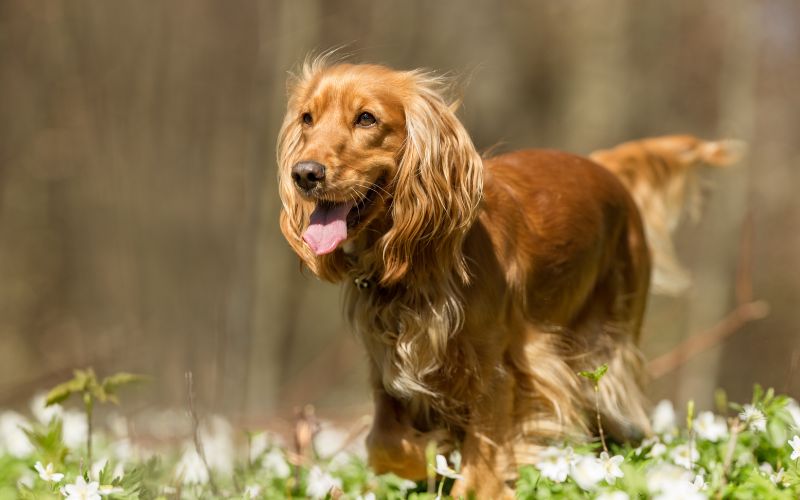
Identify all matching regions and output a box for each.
[291,161,326,191]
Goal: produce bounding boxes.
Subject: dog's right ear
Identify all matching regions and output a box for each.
[377,72,484,287]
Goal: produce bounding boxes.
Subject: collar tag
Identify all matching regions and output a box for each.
[354,276,372,290]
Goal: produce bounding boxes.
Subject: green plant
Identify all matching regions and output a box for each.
[3,369,800,499]
[44,369,145,463]
[578,363,609,453]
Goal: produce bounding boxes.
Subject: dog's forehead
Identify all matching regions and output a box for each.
[306,65,409,112]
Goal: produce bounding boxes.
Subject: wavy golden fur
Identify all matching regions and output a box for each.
[277,59,734,497]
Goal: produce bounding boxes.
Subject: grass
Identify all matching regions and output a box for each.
[1,369,799,499]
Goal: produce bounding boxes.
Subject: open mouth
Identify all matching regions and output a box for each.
[302,177,385,256]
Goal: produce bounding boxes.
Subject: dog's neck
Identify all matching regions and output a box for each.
[342,234,477,428]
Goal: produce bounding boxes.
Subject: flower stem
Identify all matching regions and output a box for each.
[722,419,742,481]
[594,385,608,454]
[84,392,93,464]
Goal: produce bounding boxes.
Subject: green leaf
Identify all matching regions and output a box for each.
[21,419,67,466]
[578,364,608,383]
[102,373,147,392]
[45,378,85,406]
[752,383,764,405]
[16,485,37,500]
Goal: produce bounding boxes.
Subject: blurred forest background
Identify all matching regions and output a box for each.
[0,0,798,426]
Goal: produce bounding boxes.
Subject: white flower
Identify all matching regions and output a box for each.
[329,451,352,471]
[789,435,800,461]
[739,405,767,433]
[398,479,418,492]
[434,454,463,479]
[18,471,35,489]
[175,447,209,485]
[449,450,462,472]
[249,432,270,461]
[199,416,234,475]
[314,423,349,459]
[599,452,625,484]
[112,463,124,481]
[90,459,107,481]
[760,462,786,486]
[770,468,786,486]
[61,476,101,500]
[34,461,64,482]
[19,470,36,488]
[569,454,604,491]
[646,463,694,493]
[98,485,123,496]
[651,400,677,435]
[634,436,658,456]
[0,411,34,457]
[654,490,707,500]
[786,400,800,429]
[670,443,699,469]
[534,446,573,483]
[112,438,134,462]
[735,449,755,467]
[62,411,89,449]
[690,474,706,491]
[30,393,64,424]
[596,492,629,500]
[263,448,291,478]
[243,484,262,498]
[305,466,342,499]
[694,411,728,442]
[106,413,129,438]
[357,493,376,500]
[648,442,667,458]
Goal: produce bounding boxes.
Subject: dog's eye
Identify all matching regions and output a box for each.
[356,112,376,127]
[302,113,313,125]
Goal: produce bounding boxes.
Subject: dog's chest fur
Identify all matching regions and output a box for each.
[346,273,477,427]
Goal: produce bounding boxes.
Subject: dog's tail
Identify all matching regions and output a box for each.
[590,135,746,296]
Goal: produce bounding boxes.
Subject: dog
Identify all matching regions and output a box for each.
[277,59,740,497]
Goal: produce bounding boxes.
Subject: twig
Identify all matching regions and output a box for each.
[648,300,769,379]
[185,372,219,495]
[686,400,695,471]
[85,396,94,464]
[734,212,754,305]
[321,415,372,459]
[293,405,318,488]
[648,214,769,379]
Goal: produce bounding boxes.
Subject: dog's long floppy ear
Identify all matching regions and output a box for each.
[276,59,347,282]
[378,73,484,286]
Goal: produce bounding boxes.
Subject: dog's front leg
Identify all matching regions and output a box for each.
[450,373,516,499]
[366,389,453,481]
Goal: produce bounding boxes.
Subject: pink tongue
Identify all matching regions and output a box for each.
[303,201,355,255]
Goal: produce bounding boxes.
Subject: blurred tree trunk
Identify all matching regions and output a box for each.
[676,0,759,410]
[554,0,631,152]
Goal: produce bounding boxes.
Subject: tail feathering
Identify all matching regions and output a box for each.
[590,135,746,296]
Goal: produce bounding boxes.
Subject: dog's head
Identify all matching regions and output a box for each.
[278,62,483,286]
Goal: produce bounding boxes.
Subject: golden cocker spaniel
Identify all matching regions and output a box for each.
[277,59,741,497]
